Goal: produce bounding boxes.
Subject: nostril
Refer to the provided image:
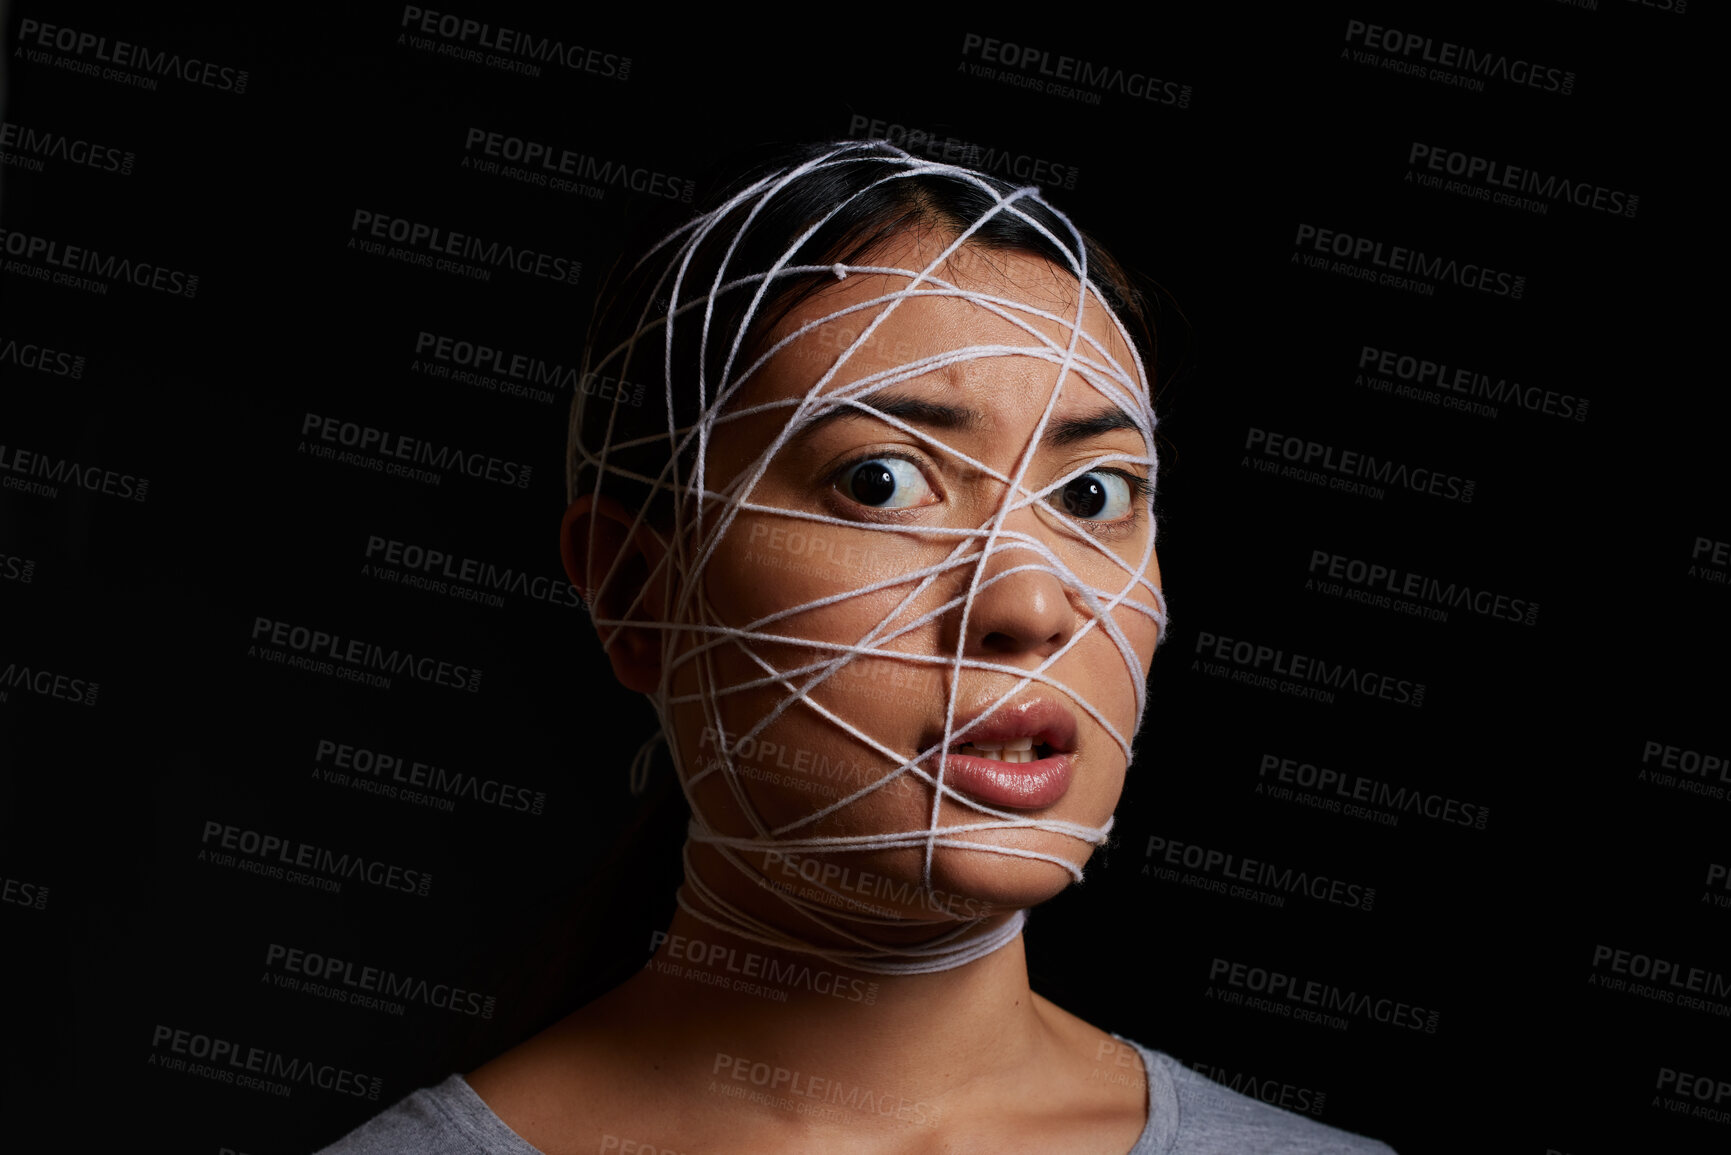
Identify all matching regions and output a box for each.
[978,627,1068,653]
[957,555,1077,658]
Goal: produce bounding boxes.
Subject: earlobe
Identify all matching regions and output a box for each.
[560,494,667,694]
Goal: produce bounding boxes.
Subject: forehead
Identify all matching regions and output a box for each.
[744,230,1145,428]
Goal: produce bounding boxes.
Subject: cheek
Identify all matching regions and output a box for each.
[691,521,942,752]
[670,528,945,834]
[1081,605,1159,730]
[702,515,935,645]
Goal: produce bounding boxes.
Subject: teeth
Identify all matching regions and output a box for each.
[955,742,1041,764]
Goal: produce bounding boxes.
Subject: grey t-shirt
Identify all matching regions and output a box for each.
[313,1038,1396,1154]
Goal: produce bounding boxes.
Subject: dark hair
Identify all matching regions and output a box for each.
[566,140,1158,520]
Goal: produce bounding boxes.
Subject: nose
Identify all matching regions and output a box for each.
[949,517,1078,662]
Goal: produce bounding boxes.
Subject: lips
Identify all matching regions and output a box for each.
[922,698,1077,810]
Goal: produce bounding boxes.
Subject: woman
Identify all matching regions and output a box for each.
[317,141,1396,1154]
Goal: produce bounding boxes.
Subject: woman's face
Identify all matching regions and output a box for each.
[661,229,1162,926]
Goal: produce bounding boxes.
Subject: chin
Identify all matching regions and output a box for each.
[925,833,1096,915]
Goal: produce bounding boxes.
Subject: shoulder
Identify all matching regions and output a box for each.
[1118,1038,1398,1155]
[312,1074,545,1155]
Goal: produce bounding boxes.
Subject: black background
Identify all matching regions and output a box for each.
[1,2,1722,1151]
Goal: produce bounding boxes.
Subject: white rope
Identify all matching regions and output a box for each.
[569,141,1167,975]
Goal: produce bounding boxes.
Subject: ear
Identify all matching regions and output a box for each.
[560,494,668,694]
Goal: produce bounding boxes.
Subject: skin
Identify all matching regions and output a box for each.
[468,230,1164,1154]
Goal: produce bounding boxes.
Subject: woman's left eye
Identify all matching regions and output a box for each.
[836,457,936,510]
[1050,471,1135,521]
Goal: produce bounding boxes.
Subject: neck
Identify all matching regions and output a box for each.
[614,902,1054,1106]
[480,866,1148,1150]
[672,839,1031,974]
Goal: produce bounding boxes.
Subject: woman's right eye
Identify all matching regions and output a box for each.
[836,457,936,510]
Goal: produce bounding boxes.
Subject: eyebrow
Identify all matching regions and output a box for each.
[1044,406,1143,446]
[791,391,1140,448]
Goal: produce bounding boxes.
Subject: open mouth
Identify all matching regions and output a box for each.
[949,737,1056,765]
[921,698,1079,809]
[934,696,1077,765]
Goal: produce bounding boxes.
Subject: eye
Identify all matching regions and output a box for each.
[837,456,936,510]
[1051,471,1135,521]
